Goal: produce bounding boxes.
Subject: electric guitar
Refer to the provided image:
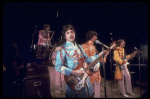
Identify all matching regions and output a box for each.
[64,42,116,91]
[120,51,138,70]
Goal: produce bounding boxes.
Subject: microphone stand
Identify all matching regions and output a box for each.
[102,46,107,98]
[109,40,113,98]
[138,50,142,97]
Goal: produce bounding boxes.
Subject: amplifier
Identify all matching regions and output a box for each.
[25,65,49,79]
[22,75,51,98]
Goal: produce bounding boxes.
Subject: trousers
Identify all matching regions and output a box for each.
[92,81,100,98]
[118,67,132,95]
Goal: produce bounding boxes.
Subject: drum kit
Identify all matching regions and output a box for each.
[30,28,61,66]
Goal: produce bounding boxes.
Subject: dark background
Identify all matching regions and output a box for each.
[3,1,148,79]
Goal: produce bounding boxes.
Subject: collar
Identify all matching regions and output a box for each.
[87,40,94,45]
[66,41,77,47]
[116,47,124,51]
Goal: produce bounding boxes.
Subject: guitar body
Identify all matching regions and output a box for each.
[64,57,88,91]
[120,51,138,70]
[121,62,130,70]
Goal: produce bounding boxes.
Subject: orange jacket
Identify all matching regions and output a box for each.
[113,47,130,80]
[82,41,103,84]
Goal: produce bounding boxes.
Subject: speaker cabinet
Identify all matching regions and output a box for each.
[22,65,51,98]
[22,74,51,98]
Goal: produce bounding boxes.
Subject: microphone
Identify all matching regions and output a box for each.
[134,47,142,53]
[95,40,109,49]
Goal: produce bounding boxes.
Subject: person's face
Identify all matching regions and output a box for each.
[120,40,125,47]
[65,29,75,42]
[91,35,97,42]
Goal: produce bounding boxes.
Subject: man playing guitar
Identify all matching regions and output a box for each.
[113,39,137,98]
[82,31,109,98]
[55,24,108,98]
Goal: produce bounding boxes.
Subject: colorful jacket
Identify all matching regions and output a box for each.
[37,30,50,46]
[82,41,103,84]
[55,41,99,98]
[113,47,130,80]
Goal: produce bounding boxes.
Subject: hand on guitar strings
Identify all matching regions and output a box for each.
[71,69,87,78]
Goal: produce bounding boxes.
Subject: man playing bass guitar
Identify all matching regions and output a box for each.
[55,24,108,98]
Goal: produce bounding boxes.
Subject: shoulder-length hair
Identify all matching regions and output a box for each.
[62,24,76,38]
[116,39,124,47]
[59,24,76,44]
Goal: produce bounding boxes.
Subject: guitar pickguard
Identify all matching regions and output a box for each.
[121,62,130,70]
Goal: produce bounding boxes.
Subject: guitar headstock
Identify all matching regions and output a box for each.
[131,51,138,58]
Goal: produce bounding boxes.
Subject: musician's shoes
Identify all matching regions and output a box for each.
[123,94,129,98]
[128,93,135,96]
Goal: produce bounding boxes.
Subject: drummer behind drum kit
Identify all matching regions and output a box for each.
[30,29,61,66]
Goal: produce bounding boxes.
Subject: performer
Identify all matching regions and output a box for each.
[113,39,135,97]
[37,23,52,47]
[37,23,53,63]
[82,31,109,98]
[55,24,107,98]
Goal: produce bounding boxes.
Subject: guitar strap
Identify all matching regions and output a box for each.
[60,44,85,64]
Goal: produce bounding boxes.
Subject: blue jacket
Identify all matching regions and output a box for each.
[55,41,99,98]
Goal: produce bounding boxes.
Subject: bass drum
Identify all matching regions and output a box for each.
[49,45,62,66]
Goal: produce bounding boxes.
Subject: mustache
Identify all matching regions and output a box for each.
[70,35,74,38]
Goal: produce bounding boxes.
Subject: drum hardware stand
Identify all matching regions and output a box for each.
[30,25,37,66]
[44,31,55,66]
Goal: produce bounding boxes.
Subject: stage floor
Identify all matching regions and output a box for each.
[50,78,148,98]
[48,67,148,98]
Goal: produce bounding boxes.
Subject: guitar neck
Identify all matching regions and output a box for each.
[84,43,116,72]
[84,52,106,72]
[126,52,134,62]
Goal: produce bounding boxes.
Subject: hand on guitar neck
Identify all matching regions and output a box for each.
[71,50,109,77]
[123,51,137,64]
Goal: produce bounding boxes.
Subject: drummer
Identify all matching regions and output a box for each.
[37,23,52,48]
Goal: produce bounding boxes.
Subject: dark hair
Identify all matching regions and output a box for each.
[86,31,98,41]
[62,24,76,38]
[116,39,124,47]
[43,23,50,30]
[59,24,76,45]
